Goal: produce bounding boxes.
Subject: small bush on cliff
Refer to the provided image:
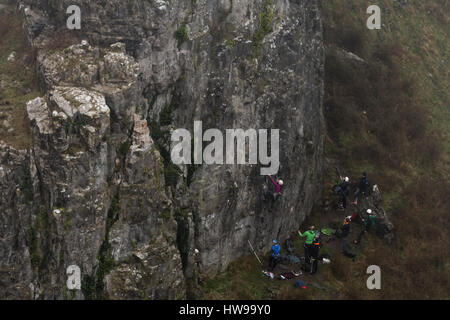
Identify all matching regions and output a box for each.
[164,163,181,189]
[175,24,188,47]
[251,0,275,55]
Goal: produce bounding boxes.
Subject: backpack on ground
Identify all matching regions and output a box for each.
[285,238,295,255]
[294,280,307,289]
[332,184,342,195]
[302,258,318,274]
[278,272,297,280]
[287,255,301,264]
[343,250,356,259]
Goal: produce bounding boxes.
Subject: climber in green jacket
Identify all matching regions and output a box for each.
[298,226,315,262]
[354,209,376,244]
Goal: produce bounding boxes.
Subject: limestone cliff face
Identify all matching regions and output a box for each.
[0,0,325,299]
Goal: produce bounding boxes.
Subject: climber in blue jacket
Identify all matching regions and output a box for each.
[269,239,281,271]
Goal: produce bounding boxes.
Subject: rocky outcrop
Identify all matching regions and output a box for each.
[25,89,112,299]
[1,0,326,299]
[105,115,184,300]
[1,38,186,299]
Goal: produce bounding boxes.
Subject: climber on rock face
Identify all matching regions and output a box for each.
[352,172,369,205]
[264,175,283,209]
[298,226,315,263]
[269,239,281,271]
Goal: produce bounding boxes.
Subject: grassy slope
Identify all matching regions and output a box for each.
[201,0,449,299]
[321,0,449,299]
[323,0,449,185]
[0,2,40,149]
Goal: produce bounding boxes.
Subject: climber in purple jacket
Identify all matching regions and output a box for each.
[264,175,283,209]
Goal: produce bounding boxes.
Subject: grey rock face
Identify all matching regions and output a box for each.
[1,0,326,299]
[0,143,34,299]
[105,115,184,299]
[176,0,325,275]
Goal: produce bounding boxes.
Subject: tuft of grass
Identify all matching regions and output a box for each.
[41,29,81,53]
[251,0,275,56]
[164,163,181,189]
[175,24,188,47]
[202,256,273,300]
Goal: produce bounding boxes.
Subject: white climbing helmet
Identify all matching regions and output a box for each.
[278,179,284,186]
[344,177,349,182]
[367,209,372,214]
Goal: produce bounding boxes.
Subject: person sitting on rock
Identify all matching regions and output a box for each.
[269,239,281,271]
[352,172,369,205]
[264,175,283,209]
